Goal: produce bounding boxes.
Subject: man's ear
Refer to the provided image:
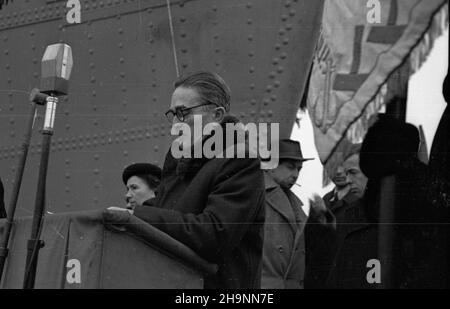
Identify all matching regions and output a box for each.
[213,107,226,123]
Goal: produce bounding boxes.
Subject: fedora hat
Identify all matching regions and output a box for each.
[122,163,162,185]
[278,139,314,162]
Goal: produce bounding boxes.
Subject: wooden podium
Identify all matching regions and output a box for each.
[0,210,217,289]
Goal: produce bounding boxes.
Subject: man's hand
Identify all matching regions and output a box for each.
[309,194,327,216]
[308,194,336,229]
[104,207,134,232]
[107,206,134,215]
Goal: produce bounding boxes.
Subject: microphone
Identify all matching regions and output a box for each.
[1,43,74,287]
[23,43,73,289]
[40,43,73,96]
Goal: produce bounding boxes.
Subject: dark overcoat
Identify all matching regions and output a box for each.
[305,192,377,289]
[134,131,265,289]
[261,174,307,289]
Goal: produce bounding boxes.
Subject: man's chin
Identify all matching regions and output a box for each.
[282,183,294,190]
[350,188,363,198]
[335,182,348,188]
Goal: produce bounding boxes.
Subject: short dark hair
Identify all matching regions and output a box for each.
[174,71,231,112]
[134,174,160,191]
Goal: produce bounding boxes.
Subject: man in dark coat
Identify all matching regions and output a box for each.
[108,71,265,289]
[361,115,449,288]
[0,177,6,218]
[261,139,313,289]
[428,73,450,288]
[305,143,376,288]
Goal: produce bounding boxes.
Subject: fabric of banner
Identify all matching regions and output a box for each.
[307,0,448,178]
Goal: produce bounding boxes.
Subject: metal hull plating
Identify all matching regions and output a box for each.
[0,0,322,215]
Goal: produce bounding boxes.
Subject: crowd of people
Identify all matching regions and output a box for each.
[106,71,449,288]
[2,71,449,288]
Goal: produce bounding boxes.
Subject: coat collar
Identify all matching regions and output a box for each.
[164,115,243,179]
[264,172,279,190]
[329,186,350,202]
[342,191,359,204]
[264,173,307,232]
[329,191,359,212]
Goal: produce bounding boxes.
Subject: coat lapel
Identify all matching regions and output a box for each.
[264,174,299,233]
[283,227,302,280]
[291,193,307,234]
[264,174,308,282]
[281,190,307,281]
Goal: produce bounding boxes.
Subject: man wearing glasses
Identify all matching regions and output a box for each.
[108,71,265,289]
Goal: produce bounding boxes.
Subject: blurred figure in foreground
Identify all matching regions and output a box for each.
[0,177,6,218]
[361,113,449,288]
[428,73,450,288]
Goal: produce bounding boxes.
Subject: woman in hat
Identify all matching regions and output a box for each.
[122,163,162,210]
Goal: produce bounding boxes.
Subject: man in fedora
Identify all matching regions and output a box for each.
[122,163,162,210]
[261,138,313,289]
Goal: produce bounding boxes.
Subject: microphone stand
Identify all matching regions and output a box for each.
[23,94,58,289]
[0,90,47,285]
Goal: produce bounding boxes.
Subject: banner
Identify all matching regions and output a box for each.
[307,0,448,180]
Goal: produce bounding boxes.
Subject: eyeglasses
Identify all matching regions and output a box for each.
[165,103,217,123]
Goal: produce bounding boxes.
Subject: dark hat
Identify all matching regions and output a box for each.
[122,163,162,185]
[360,116,420,178]
[279,139,314,162]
